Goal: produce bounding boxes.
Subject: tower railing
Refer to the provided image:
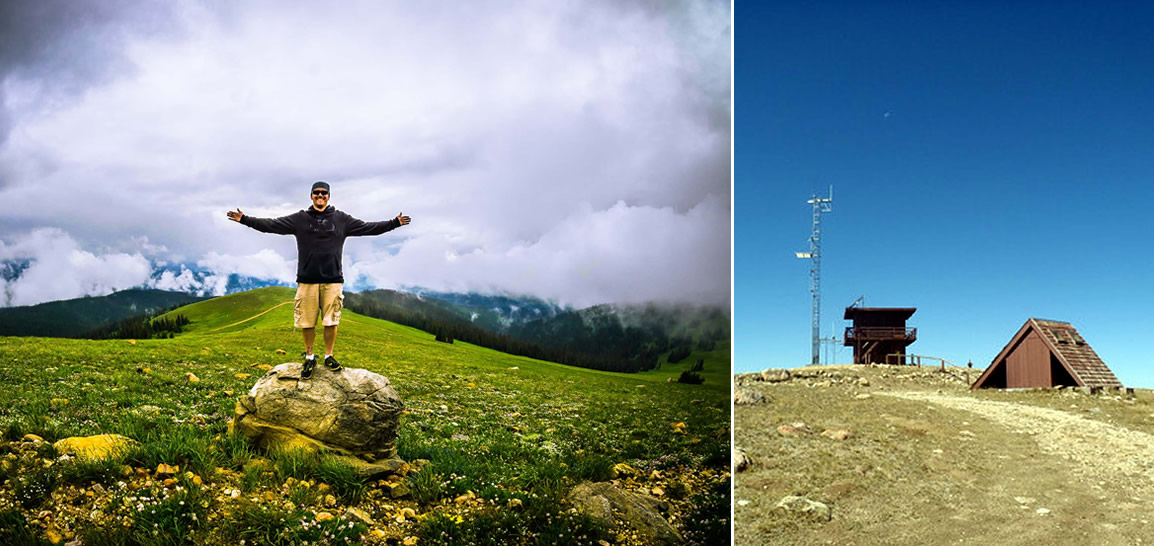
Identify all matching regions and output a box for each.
[844,327,917,343]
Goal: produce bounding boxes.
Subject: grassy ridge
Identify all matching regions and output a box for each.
[0,289,205,338]
[0,287,730,544]
[155,286,296,334]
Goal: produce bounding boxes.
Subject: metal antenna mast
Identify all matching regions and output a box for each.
[796,186,833,365]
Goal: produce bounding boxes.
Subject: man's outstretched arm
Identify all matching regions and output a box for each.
[226,208,296,235]
[345,212,411,237]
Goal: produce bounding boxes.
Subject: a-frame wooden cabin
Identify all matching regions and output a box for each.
[971,318,1122,389]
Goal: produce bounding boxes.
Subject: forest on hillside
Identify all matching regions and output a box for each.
[344,290,728,374]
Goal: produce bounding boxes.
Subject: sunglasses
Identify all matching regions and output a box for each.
[312,190,329,196]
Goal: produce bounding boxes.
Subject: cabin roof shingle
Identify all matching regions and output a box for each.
[1030,319,1121,387]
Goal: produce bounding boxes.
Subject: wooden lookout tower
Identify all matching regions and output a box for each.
[971,319,1122,389]
[843,307,917,364]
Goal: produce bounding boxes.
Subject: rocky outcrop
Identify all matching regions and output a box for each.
[567,481,682,544]
[231,362,404,464]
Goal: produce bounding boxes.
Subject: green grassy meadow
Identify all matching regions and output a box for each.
[0,287,730,545]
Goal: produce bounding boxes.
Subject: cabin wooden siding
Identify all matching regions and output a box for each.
[1005,329,1049,388]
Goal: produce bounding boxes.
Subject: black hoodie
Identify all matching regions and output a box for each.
[239,206,400,283]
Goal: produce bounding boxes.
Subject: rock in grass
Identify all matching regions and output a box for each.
[612,462,638,478]
[231,362,404,461]
[53,434,139,462]
[760,369,792,383]
[383,481,411,498]
[666,480,691,499]
[773,495,831,522]
[777,422,812,436]
[567,482,681,545]
[734,386,768,405]
[735,449,752,472]
[821,428,853,441]
[344,507,374,525]
[347,458,409,480]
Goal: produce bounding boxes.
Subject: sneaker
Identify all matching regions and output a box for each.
[324,354,343,371]
[302,354,317,379]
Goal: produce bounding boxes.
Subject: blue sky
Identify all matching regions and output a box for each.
[735,2,1154,387]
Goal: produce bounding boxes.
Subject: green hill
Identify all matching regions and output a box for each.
[154,286,297,334]
[0,289,206,337]
[0,287,730,544]
[345,289,731,376]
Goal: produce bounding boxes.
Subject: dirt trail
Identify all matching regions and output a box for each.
[210,300,399,334]
[207,301,292,332]
[879,391,1154,486]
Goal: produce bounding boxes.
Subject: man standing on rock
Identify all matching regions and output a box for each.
[226,181,411,378]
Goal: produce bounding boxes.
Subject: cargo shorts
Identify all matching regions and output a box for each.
[294,283,343,329]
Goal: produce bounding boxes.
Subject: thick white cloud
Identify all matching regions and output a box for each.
[352,195,730,307]
[197,250,295,286]
[0,228,152,306]
[150,268,202,294]
[0,0,731,307]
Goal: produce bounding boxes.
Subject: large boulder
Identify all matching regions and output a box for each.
[566,482,682,544]
[231,362,404,462]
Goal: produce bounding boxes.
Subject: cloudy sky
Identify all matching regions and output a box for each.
[0,0,731,308]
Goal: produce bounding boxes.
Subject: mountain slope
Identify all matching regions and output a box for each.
[735,364,1154,545]
[0,289,206,337]
[413,290,564,330]
[346,288,731,377]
